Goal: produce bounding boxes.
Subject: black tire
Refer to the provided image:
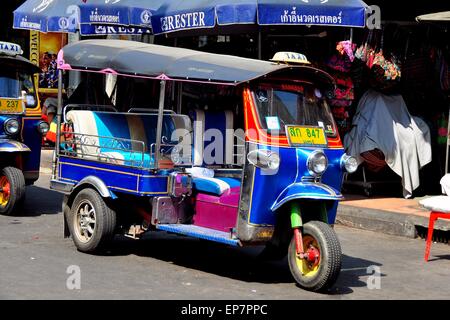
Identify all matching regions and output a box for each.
[288,221,342,292]
[0,166,26,216]
[66,188,117,253]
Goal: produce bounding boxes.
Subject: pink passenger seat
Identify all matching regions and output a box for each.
[189,110,241,232]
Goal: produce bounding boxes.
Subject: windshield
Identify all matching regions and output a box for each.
[0,69,37,107]
[252,83,337,137]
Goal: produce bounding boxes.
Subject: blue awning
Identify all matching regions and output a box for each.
[14,0,80,33]
[14,0,369,35]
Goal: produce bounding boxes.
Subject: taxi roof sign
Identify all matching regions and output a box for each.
[270,52,310,65]
[0,41,23,56]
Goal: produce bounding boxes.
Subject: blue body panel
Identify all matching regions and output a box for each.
[0,115,42,183]
[21,117,42,179]
[57,143,345,226]
[247,143,345,226]
[58,156,169,196]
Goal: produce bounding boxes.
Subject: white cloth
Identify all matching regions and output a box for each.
[419,196,450,213]
[440,174,450,195]
[344,90,432,198]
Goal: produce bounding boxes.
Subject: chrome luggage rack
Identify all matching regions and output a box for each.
[59,132,193,169]
[59,132,148,168]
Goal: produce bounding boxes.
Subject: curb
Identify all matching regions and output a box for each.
[336,204,450,238]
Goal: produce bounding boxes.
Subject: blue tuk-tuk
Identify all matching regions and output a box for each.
[51,40,358,292]
[0,41,49,215]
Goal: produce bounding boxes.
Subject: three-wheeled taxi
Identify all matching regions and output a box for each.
[51,40,358,292]
[0,41,49,215]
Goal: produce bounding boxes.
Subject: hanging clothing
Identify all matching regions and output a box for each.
[344,90,432,198]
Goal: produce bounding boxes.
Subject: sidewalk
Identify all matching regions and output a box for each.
[337,194,450,238]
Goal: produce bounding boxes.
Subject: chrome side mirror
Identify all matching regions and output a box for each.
[247,149,280,170]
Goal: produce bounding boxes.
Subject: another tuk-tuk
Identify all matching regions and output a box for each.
[51,40,358,292]
[0,41,49,215]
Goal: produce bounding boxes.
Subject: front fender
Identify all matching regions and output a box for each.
[271,182,343,211]
[0,140,31,152]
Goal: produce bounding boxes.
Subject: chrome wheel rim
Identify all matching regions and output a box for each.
[74,200,96,243]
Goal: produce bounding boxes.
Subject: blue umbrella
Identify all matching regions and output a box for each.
[151,0,257,34]
[14,0,84,33]
[13,0,159,35]
[151,0,369,35]
[14,0,368,35]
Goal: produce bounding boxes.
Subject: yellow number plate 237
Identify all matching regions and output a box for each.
[286,126,328,147]
[0,99,23,114]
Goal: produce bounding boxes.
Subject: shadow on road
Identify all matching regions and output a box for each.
[19,185,63,217]
[104,233,294,285]
[329,255,385,294]
[85,232,383,293]
[428,254,450,262]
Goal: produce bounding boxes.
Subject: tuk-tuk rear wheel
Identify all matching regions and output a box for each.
[0,167,25,216]
[288,221,342,292]
[67,188,117,253]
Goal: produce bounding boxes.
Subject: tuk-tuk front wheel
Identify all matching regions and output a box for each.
[0,167,25,216]
[67,188,117,253]
[288,221,342,292]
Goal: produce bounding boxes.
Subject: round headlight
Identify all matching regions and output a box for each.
[37,121,50,135]
[4,118,20,135]
[307,151,328,176]
[341,154,358,173]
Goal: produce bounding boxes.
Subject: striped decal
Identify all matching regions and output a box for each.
[66,111,99,155]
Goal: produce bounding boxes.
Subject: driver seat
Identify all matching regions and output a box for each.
[189,110,240,196]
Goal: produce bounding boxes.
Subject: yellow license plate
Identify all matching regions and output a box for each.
[286,126,328,147]
[0,99,23,113]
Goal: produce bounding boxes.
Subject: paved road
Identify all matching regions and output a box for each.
[1,152,449,299]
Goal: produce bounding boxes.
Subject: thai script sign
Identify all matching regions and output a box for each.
[18,16,42,30]
[89,8,121,23]
[258,5,366,27]
[280,8,343,24]
[79,5,128,25]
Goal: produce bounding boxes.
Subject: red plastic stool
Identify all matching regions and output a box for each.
[419,196,450,262]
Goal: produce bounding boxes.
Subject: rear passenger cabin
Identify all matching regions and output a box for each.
[57,72,246,200]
